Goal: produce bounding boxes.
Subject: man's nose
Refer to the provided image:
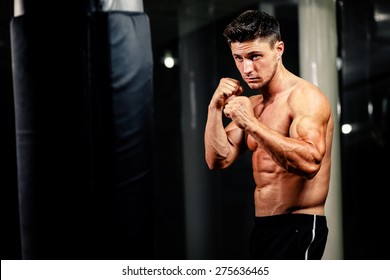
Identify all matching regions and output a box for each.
[243,59,253,74]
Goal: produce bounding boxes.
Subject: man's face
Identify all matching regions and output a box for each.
[230,38,283,90]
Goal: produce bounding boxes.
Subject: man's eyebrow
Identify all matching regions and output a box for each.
[250,50,264,54]
[233,51,262,57]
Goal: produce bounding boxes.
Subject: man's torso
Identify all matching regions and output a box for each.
[245,84,331,217]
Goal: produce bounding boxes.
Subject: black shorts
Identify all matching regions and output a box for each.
[249,214,328,260]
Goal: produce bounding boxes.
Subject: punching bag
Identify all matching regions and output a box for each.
[11,0,154,259]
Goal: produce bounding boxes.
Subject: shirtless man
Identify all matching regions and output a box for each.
[204,10,334,259]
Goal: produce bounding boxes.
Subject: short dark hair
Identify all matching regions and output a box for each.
[223,10,281,47]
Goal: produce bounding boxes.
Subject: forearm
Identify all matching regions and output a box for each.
[204,107,236,169]
[205,78,246,169]
[246,120,322,178]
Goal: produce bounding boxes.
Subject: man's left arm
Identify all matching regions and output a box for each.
[225,88,331,179]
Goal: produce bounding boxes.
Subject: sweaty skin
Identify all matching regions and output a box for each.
[205,38,334,217]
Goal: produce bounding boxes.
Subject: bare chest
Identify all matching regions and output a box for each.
[246,99,292,151]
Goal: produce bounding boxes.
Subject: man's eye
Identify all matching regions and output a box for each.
[235,57,243,62]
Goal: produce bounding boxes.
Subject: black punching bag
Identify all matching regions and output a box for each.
[10,0,154,259]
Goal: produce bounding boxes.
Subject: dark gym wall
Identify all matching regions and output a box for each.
[338,0,390,259]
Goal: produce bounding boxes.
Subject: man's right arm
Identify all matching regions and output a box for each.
[204,78,245,170]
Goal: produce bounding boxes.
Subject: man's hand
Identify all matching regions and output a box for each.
[224,96,255,130]
[210,78,243,109]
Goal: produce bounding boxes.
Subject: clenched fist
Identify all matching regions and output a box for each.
[210,78,243,109]
[224,96,255,130]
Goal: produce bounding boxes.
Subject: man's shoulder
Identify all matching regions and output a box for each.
[290,79,328,102]
[288,79,331,116]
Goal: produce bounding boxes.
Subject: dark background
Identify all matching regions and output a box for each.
[1,0,390,260]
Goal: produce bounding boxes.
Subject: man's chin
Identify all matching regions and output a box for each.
[247,83,261,90]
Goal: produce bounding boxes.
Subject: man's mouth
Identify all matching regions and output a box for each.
[246,77,259,82]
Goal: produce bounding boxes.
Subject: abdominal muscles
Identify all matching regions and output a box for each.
[251,149,327,217]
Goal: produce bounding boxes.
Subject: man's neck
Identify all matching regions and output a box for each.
[261,63,289,100]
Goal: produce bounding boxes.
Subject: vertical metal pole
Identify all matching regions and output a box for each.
[298,0,343,259]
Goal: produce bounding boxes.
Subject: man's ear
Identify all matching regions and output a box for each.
[276,41,284,60]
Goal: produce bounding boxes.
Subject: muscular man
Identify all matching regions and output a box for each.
[204,10,334,260]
